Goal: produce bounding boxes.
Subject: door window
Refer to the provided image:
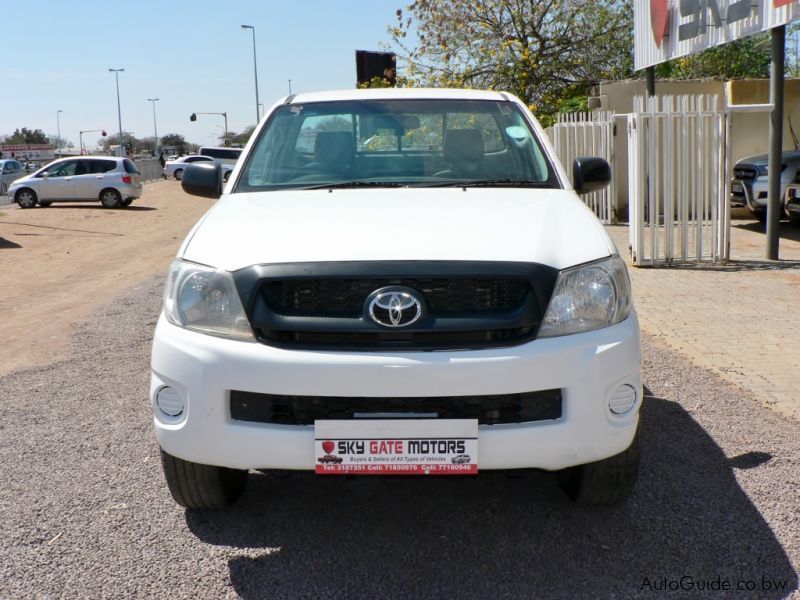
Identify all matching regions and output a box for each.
[42,161,78,177]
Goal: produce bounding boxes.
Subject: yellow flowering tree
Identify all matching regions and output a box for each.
[389,0,633,122]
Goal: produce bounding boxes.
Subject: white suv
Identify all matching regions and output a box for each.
[8,156,142,208]
[152,88,642,509]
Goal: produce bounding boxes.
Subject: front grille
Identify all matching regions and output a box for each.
[235,261,559,351]
[733,165,757,182]
[263,278,529,317]
[229,389,563,425]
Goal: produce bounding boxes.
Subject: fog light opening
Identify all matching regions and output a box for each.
[156,387,185,417]
[609,384,637,415]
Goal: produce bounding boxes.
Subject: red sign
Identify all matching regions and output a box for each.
[650,0,670,48]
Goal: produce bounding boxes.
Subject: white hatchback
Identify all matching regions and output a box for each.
[152,88,642,510]
[8,156,142,208]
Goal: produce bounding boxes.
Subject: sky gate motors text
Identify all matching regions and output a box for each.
[336,440,467,455]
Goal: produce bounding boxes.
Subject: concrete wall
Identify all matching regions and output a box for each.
[595,78,800,219]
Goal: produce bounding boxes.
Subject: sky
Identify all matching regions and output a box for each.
[1,0,405,151]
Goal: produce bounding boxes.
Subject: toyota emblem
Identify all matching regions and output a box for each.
[366,286,424,328]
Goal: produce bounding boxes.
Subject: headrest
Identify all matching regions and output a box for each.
[443,129,484,164]
[314,131,355,169]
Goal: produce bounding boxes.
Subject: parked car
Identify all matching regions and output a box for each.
[7,156,142,208]
[783,183,800,224]
[0,159,24,177]
[730,151,800,221]
[152,88,641,510]
[162,155,233,181]
[198,146,243,166]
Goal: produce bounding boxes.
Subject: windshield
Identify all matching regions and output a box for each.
[236,99,557,191]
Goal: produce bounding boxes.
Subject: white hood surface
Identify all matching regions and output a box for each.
[180,188,616,272]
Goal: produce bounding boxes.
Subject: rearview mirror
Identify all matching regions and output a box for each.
[182,162,223,198]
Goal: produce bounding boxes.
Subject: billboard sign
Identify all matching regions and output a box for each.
[634,0,800,70]
[0,144,55,161]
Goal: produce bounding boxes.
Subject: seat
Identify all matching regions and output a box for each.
[435,129,485,178]
[310,131,355,174]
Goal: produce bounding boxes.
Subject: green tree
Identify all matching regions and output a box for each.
[99,131,140,153]
[217,125,256,147]
[656,33,771,80]
[5,127,49,144]
[390,0,632,123]
[160,133,189,154]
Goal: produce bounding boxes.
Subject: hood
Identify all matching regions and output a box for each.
[736,149,800,166]
[180,188,615,272]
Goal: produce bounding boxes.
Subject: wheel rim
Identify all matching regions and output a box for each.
[18,191,34,206]
[175,170,183,180]
[103,191,119,206]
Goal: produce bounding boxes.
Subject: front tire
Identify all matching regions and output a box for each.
[16,188,38,208]
[100,188,122,208]
[174,168,184,180]
[160,449,248,509]
[557,424,641,506]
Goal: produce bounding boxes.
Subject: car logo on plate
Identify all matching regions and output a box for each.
[367,286,424,328]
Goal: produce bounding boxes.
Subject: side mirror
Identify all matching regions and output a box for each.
[573,157,611,195]
[182,162,223,198]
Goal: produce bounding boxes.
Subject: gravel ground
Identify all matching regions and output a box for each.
[0,277,798,599]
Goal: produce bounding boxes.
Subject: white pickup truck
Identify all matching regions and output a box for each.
[150,88,642,509]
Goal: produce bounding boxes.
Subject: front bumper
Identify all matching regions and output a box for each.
[151,313,642,472]
[731,177,785,212]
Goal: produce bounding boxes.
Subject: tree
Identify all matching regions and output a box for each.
[48,135,74,150]
[99,131,140,153]
[217,126,256,147]
[656,33,771,80]
[159,133,189,154]
[390,0,633,124]
[4,127,49,144]
[139,136,157,156]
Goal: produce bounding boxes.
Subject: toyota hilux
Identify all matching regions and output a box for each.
[151,88,642,509]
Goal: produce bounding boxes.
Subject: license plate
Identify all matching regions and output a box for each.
[315,419,478,475]
[732,183,743,193]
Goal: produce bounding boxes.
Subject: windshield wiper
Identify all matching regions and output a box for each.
[418,179,556,189]
[296,181,406,190]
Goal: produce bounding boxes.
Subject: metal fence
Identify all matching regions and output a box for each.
[0,157,164,206]
[627,95,729,266]
[551,111,616,224]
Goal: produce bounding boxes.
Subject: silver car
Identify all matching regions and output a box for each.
[8,156,143,208]
[163,155,233,181]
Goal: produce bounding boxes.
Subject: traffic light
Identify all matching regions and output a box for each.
[190,113,197,122]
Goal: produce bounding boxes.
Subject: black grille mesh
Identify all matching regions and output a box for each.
[263,278,529,316]
[230,389,563,425]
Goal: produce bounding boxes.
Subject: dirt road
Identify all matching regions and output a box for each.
[0,181,215,376]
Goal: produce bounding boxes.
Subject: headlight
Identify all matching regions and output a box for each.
[538,256,632,338]
[163,260,253,341]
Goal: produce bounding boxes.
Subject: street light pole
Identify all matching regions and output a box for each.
[109,68,125,157]
[241,25,260,123]
[56,110,63,158]
[147,98,159,157]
